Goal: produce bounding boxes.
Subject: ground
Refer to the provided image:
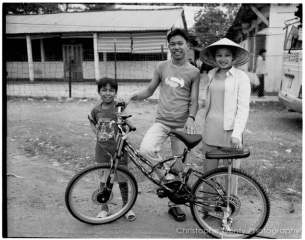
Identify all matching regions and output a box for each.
[5,98,302,238]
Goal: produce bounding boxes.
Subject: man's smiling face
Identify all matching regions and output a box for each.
[168,35,188,61]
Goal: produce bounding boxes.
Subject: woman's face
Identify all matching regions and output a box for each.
[215,48,234,69]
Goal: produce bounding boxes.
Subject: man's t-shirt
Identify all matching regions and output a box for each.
[155,60,200,128]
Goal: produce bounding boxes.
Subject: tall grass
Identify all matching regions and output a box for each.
[241,159,302,197]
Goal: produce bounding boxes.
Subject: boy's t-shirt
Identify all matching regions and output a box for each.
[89,101,127,165]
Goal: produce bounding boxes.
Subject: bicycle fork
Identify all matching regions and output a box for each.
[104,130,126,192]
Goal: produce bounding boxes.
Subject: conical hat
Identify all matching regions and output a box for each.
[200,38,250,67]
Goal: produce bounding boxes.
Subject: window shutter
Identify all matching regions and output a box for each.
[131,32,168,53]
[98,33,131,53]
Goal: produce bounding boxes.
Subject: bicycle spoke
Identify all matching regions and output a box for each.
[191,168,270,239]
[65,165,138,224]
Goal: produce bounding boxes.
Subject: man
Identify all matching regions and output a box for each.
[255,49,267,98]
[125,28,200,222]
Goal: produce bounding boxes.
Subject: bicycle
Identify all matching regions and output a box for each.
[65,102,270,239]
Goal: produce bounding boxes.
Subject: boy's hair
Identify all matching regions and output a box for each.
[97,78,118,93]
[167,28,189,43]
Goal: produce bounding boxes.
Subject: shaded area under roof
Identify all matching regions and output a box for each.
[6,8,184,35]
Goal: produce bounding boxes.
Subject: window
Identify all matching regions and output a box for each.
[5,39,28,62]
[32,39,41,62]
[44,37,63,61]
[81,38,94,61]
[284,26,302,50]
[98,53,104,61]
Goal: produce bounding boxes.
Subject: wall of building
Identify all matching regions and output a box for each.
[265,4,298,92]
[241,4,298,93]
[7,62,64,80]
[7,61,158,81]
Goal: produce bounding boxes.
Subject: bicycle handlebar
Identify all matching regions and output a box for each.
[115,102,136,132]
[125,119,136,131]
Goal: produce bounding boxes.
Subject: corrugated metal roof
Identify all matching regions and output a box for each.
[6,8,184,35]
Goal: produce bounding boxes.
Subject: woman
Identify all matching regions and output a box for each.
[199,38,251,194]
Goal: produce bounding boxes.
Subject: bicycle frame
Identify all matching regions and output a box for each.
[115,122,191,193]
[103,106,236,217]
[64,103,270,238]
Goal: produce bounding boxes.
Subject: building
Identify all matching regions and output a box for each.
[5,8,187,82]
[226,3,299,93]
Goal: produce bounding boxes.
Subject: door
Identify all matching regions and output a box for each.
[63,44,83,81]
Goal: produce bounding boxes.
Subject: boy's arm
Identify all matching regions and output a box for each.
[88,112,98,135]
[89,121,98,135]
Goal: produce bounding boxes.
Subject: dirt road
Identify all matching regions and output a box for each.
[5,139,301,238]
[5,98,302,238]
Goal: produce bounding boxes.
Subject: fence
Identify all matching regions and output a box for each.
[6,44,208,99]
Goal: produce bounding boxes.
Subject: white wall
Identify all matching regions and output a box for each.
[263,4,298,92]
[7,62,64,79]
[98,61,157,80]
[7,61,157,81]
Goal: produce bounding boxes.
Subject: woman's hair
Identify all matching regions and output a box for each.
[167,28,189,43]
[212,46,235,57]
[97,78,118,93]
[259,49,266,55]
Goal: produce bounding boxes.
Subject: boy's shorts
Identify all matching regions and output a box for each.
[96,152,129,165]
[95,163,128,184]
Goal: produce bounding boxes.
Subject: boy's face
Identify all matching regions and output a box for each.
[99,84,116,104]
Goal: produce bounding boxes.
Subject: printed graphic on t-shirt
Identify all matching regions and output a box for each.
[165,76,185,88]
[97,118,115,142]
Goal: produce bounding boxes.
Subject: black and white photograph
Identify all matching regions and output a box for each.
[4,2,302,238]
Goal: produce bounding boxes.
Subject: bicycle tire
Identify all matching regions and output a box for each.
[65,163,138,224]
[190,167,270,239]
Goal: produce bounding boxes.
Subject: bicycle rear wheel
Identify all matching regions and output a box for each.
[191,167,270,238]
[65,164,138,224]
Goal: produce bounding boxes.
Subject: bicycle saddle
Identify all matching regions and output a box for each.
[206,148,250,159]
[170,130,202,149]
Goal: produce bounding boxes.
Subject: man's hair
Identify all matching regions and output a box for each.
[97,78,118,93]
[167,28,189,43]
[259,49,266,55]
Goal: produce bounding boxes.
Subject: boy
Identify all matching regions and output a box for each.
[88,78,136,221]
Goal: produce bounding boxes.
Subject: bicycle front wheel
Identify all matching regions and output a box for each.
[65,164,138,224]
[191,167,270,239]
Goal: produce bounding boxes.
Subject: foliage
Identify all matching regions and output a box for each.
[4,3,61,15]
[193,3,240,47]
[4,3,116,15]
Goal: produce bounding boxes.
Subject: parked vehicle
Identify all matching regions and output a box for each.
[278,5,302,113]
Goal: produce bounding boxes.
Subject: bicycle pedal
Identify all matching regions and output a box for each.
[156,188,167,198]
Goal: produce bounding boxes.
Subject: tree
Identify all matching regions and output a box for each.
[4,3,116,15]
[193,4,240,48]
[4,3,61,14]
